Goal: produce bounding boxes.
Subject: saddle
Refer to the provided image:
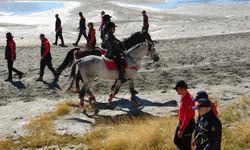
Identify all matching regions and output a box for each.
[102,56,139,71]
[75,47,107,59]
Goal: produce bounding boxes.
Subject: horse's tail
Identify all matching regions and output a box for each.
[64,59,81,93]
[56,48,79,77]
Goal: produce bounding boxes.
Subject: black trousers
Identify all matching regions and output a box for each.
[142,26,149,33]
[174,119,195,150]
[39,59,56,78]
[7,59,23,80]
[75,30,87,44]
[55,31,64,45]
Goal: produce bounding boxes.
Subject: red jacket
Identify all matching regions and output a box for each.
[55,18,62,31]
[178,92,195,132]
[41,38,51,60]
[143,14,149,28]
[87,28,96,47]
[5,37,16,61]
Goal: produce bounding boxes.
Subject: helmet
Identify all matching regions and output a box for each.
[103,14,112,22]
[105,22,117,30]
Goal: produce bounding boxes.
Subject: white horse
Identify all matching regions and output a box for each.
[66,41,159,112]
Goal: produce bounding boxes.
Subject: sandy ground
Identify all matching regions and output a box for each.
[1,0,250,139]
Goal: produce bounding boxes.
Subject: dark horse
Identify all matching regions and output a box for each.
[55,31,155,92]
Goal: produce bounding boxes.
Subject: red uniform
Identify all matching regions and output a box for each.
[87,28,96,48]
[178,92,195,132]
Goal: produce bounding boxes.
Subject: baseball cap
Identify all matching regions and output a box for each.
[174,80,188,90]
[194,91,208,102]
[192,98,212,110]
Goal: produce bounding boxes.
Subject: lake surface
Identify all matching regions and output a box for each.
[0,1,64,15]
[147,0,250,9]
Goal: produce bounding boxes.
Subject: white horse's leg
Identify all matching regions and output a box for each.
[129,79,139,106]
[108,81,122,103]
[129,79,138,96]
[79,80,93,107]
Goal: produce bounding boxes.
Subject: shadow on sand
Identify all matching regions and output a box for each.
[42,80,61,90]
[80,96,177,123]
[11,81,26,89]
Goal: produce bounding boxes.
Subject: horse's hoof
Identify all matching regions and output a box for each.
[74,88,80,93]
[79,100,84,108]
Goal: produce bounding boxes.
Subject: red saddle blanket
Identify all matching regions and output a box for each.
[102,56,139,71]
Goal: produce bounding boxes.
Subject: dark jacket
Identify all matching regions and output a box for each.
[104,32,124,59]
[55,18,62,31]
[195,109,222,150]
[79,16,86,31]
[41,38,52,60]
[5,38,16,60]
[87,28,96,48]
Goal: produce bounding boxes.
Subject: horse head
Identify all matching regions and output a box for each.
[146,40,159,62]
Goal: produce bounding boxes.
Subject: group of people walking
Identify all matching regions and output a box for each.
[174,80,222,150]
[4,10,149,83]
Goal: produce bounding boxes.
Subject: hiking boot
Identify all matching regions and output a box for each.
[19,73,24,80]
[72,43,78,46]
[36,77,43,82]
[5,78,12,82]
[119,78,127,84]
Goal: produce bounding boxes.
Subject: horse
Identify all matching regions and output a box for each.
[65,40,159,113]
[55,31,155,80]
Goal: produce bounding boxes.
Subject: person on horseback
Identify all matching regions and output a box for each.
[104,22,126,83]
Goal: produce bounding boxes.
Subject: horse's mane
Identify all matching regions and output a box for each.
[122,31,142,42]
[127,42,147,53]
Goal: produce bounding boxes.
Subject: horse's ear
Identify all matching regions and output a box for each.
[152,40,159,44]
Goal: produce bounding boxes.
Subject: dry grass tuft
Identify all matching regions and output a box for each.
[0,96,250,150]
[220,96,250,123]
[83,117,177,150]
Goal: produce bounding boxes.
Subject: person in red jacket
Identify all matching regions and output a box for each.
[142,10,149,33]
[174,80,195,150]
[36,34,56,81]
[86,22,96,49]
[53,14,65,47]
[5,32,23,82]
[99,11,105,32]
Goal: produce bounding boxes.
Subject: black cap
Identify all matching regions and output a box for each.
[194,91,208,102]
[174,80,188,90]
[192,98,212,110]
[103,14,112,22]
[105,22,117,30]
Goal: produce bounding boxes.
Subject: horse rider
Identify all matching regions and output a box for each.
[142,10,149,33]
[104,22,127,83]
[73,12,88,46]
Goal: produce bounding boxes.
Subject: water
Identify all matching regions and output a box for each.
[0,1,64,15]
[147,0,250,9]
